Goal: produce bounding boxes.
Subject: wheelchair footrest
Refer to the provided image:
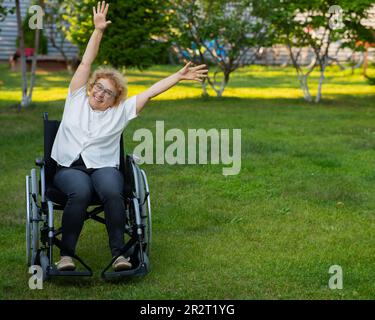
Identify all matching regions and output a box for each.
[48,268,93,277]
[101,262,149,280]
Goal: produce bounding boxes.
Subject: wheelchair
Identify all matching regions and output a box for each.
[25,112,152,280]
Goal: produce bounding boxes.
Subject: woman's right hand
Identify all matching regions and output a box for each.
[93,1,111,31]
[69,1,110,93]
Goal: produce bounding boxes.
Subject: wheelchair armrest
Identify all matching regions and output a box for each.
[129,154,141,164]
[35,157,45,167]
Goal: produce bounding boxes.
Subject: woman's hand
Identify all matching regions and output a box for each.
[178,62,208,82]
[93,1,111,31]
[70,1,110,93]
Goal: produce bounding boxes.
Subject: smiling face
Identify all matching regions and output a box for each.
[88,77,117,111]
[87,67,127,109]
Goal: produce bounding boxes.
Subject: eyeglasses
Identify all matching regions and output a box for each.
[93,82,117,99]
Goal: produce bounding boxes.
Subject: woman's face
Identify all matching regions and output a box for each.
[89,77,117,111]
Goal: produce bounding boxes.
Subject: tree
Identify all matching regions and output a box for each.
[339,11,375,76]
[64,0,170,70]
[15,0,45,109]
[43,0,80,73]
[169,0,271,97]
[254,0,375,103]
[0,1,6,21]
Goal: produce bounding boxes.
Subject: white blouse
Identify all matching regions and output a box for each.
[51,85,137,169]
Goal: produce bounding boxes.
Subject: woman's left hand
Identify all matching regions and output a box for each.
[178,62,208,82]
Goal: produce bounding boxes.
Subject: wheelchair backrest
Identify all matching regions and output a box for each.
[43,114,60,188]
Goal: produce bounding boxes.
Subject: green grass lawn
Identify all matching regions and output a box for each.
[0,63,375,299]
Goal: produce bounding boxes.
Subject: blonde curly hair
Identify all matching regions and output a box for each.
[87,66,127,106]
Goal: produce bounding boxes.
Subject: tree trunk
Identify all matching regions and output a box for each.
[315,64,326,103]
[28,26,40,104]
[217,72,230,97]
[47,15,72,73]
[201,79,209,97]
[287,44,314,103]
[351,51,355,75]
[363,45,368,77]
[298,74,312,102]
[207,70,230,97]
[15,0,28,109]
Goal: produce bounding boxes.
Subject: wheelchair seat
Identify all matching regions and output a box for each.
[45,186,102,207]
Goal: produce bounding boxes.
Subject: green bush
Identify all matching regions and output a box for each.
[66,0,170,69]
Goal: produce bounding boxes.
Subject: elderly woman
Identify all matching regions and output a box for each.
[51,1,208,271]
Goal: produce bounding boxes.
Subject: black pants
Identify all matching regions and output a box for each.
[53,157,125,257]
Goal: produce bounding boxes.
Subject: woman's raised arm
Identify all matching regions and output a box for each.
[135,62,208,115]
[69,1,111,93]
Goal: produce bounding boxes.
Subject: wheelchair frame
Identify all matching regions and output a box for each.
[26,113,152,280]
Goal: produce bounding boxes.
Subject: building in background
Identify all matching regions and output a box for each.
[0,0,78,70]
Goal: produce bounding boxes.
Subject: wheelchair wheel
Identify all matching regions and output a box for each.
[38,251,50,281]
[139,169,151,256]
[131,161,152,256]
[26,169,41,266]
[26,175,32,266]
